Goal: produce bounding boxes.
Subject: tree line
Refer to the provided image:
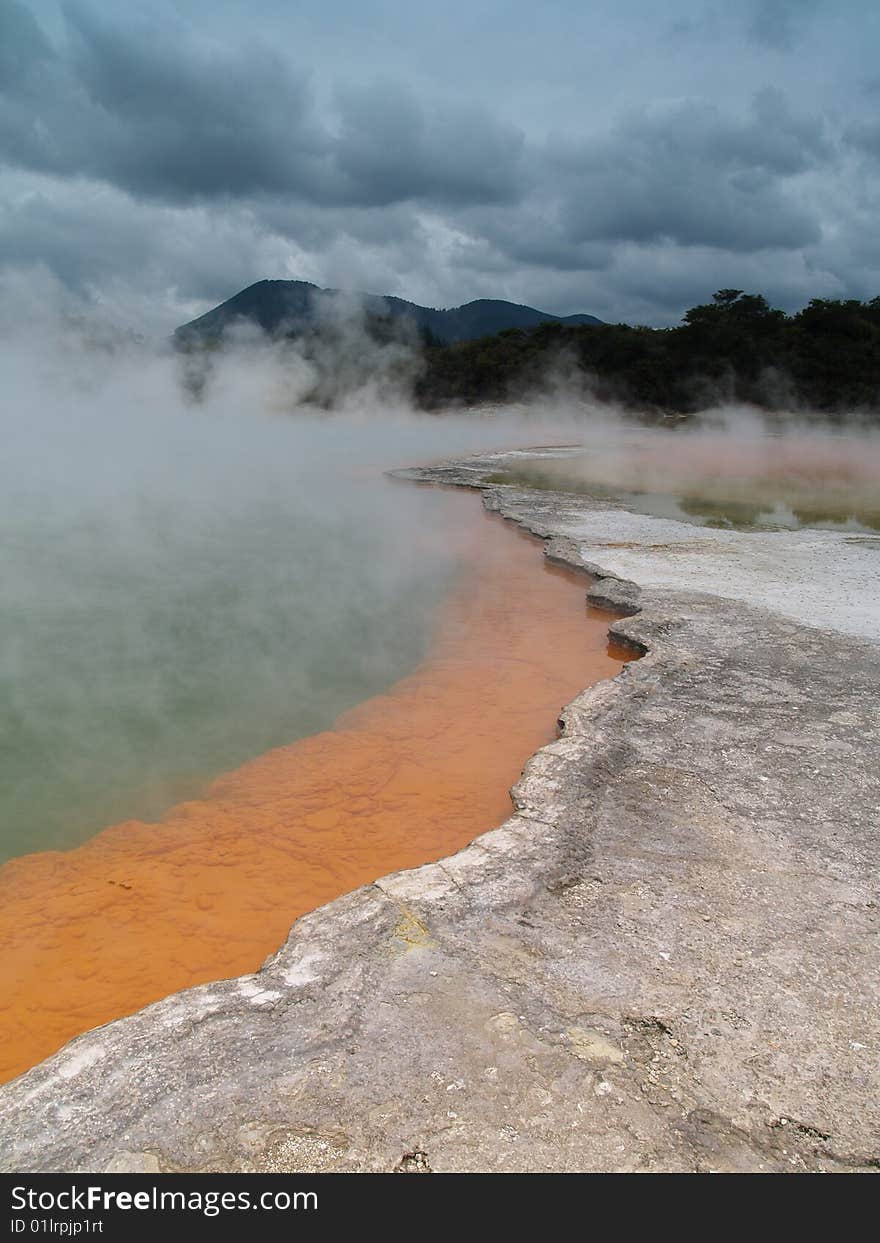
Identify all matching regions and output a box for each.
[414,290,880,418]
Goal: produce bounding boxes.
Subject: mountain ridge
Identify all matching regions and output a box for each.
[174,279,603,347]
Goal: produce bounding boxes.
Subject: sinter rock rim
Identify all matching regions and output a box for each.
[0,451,877,1174]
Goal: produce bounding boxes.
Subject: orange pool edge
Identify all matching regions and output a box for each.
[0,493,633,1084]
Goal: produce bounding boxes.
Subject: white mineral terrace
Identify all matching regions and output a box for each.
[564,509,879,645]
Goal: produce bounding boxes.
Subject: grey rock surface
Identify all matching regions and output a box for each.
[1,453,878,1173]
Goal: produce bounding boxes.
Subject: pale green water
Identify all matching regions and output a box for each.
[583,486,880,532]
[0,411,465,862]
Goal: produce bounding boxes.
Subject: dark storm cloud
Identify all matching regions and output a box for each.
[555,91,830,253]
[333,82,524,207]
[0,0,876,327]
[846,120,880,161]
[451,205,614,276]
[745,0,822,50]
[0,0,53,86]
[62,2,329,200]
[0,1,331,200]
[0,1,524,208]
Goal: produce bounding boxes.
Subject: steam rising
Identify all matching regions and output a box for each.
[2,270,878,861]
[505,415,880,531]
[0,274,541,859]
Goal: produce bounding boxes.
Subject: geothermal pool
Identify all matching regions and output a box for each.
[0,484,630,1083]
[0,462,459,862]
[490,431,880,533]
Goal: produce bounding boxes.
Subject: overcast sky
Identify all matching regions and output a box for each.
[1,0,878,330]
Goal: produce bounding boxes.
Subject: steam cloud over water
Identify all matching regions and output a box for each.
[2,273,878,862]
[0,280,548,861]
[505,415,880,531]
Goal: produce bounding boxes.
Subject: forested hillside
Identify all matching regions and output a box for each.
[415,290,880,417]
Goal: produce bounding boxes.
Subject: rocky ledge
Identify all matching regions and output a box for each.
[1,452,878,1173]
